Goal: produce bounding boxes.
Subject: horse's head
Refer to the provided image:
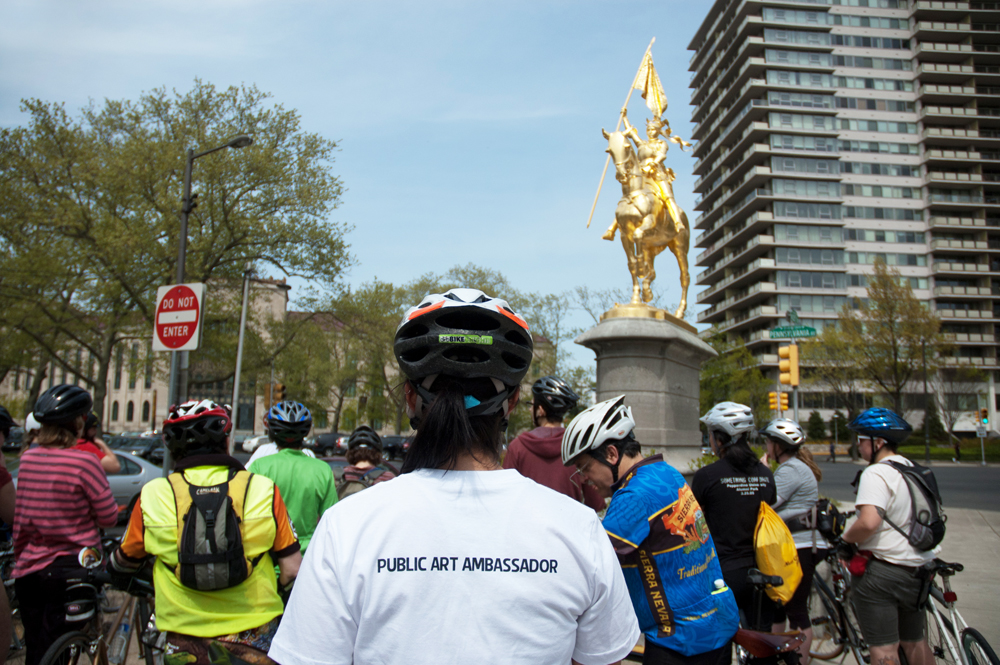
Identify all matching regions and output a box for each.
[602,128,637,182]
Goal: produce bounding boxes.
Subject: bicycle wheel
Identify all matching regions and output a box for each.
[37,631,91,665]
[136,597,164,665]
[808,578,845,660]
[925,605,959,665]
[963,628,1000,665]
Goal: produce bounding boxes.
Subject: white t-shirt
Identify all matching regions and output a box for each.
[855,455,936,567]
[269,468,640,665]
[247,442,314,466]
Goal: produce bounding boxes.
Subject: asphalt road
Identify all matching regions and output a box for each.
[815,459,1000,512]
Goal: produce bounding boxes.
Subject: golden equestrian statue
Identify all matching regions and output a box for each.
[587,41,693,324]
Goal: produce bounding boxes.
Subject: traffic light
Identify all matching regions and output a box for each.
[769,392,778,411]
[273,383,286,402]
[263,383,272,410]
[779,344,800,386]
[981,408,989,425]
[780,393,789,411]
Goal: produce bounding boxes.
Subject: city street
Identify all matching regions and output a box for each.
[817,459,1000,511]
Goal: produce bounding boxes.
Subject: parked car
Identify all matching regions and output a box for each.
[313,432,348,457]
[10,450,160,524]
[108,434,161,462]
[2,426,24,453]
[381,435,412,461]
[242,435,269,454]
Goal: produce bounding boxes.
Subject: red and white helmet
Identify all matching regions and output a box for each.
[162,400,231,455]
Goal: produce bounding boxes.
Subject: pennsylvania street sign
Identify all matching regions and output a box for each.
[770,325,817,339]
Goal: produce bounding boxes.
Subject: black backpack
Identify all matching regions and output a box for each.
[166,469,265,591]
[878,460,946,552]
[337,466,385,500]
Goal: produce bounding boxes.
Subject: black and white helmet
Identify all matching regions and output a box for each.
[700,401,754,438]
[761,418,805,449]
[531,376,579,418]
[561,395,635,466]
[394,288,534,420]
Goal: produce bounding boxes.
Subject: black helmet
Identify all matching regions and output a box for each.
[84,413,100,431]
[394,288,533,388]
[531,376,579,418]
[394,288,533,419]
[34,385,94,425]
[0,406,16,437]
[348,425,382,453]
[162,400,231,458]
[266,401,313,445]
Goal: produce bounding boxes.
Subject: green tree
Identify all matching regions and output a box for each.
[0,81,349,415]
[837,260,944,414]
[806,410,827,440]
[700,330,771,427]
[917,399,946,443]
[829,410,851,443]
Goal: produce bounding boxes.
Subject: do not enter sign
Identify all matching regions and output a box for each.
[153,283,206,352]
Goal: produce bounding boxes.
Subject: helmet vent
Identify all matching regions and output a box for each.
[400,347,430,362]
[398,323,429,340]
[443,347,490,363]
[437,312,500,332]
[501,352,529,370]
[504,330,530,347]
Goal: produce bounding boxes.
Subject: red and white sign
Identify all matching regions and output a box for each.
[152,283,206,352]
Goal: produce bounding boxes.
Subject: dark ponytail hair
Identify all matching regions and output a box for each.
[714,430,760,474]
[401,375,510,473]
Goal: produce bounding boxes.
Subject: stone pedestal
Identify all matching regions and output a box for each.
[575,315,717,473]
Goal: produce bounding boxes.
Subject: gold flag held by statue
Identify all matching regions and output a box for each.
[632,52,667,118]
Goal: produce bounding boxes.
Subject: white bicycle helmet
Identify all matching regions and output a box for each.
[562,395,636,466]
[761,418,805,448]
[700,401,754,438]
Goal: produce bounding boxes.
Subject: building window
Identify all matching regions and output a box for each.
[144,343,152,389]
[13,372,19,391]
[142,401,150,422]
[114,345,123,390]
[126,401,134,422]
[129,343,138,390]
[112,401,119,422]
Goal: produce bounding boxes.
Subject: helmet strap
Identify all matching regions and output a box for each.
[589,445,622,484]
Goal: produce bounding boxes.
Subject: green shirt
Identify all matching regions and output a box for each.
[249,448,338,551]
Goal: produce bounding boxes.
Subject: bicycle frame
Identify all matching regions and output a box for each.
[926,576,972,665]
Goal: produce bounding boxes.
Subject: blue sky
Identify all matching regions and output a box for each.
[1,0,712,367]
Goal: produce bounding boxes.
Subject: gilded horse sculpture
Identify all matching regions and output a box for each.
[602,111,691,319]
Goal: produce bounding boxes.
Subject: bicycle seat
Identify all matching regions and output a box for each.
[747,569,784,588]
[931,559,963,576]
[735,629,805,657]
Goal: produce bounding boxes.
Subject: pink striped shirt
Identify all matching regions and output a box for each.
[12,446,118,578]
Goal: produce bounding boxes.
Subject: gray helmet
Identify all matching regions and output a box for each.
[700,401,754,438]
[761,418,805,449]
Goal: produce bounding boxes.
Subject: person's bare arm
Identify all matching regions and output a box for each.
[277,550,302,587]
[94,438,122,474]
[842,504,882,545]
[0,482,14,525]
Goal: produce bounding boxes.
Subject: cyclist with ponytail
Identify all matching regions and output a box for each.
[761,419,827,665]
[692,402,777,630]
[271,288,639,665]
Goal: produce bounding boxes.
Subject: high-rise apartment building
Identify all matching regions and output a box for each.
[689,0,1000,417]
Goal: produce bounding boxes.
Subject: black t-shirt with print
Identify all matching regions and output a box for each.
[691,457,776,572]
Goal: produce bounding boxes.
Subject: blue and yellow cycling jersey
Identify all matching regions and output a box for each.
[603,455,739,656]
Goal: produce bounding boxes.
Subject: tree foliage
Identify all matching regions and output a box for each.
[803,260,943,416]
[0,81,349,415]
[700,329,771,427]
[806,410,827,440]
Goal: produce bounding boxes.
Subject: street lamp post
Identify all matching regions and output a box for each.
[230,263,255,454]
[163,134,253,475]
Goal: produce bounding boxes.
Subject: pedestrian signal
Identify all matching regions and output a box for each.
[778,344,799,386]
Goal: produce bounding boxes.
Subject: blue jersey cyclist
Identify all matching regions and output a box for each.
[563,396,739,665]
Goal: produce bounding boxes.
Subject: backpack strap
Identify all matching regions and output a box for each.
[167,471,193,550]
[361,466,385,483]
[227,471,266,568]
[872,461,917,541]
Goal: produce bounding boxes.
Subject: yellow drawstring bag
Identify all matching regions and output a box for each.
[754,501,803,605]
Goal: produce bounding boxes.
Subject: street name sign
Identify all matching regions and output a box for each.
[770,325,817,339]
[153,283,206,352]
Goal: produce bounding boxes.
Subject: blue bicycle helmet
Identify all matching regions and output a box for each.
[847,408,912,446]
[266,401,313,445]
